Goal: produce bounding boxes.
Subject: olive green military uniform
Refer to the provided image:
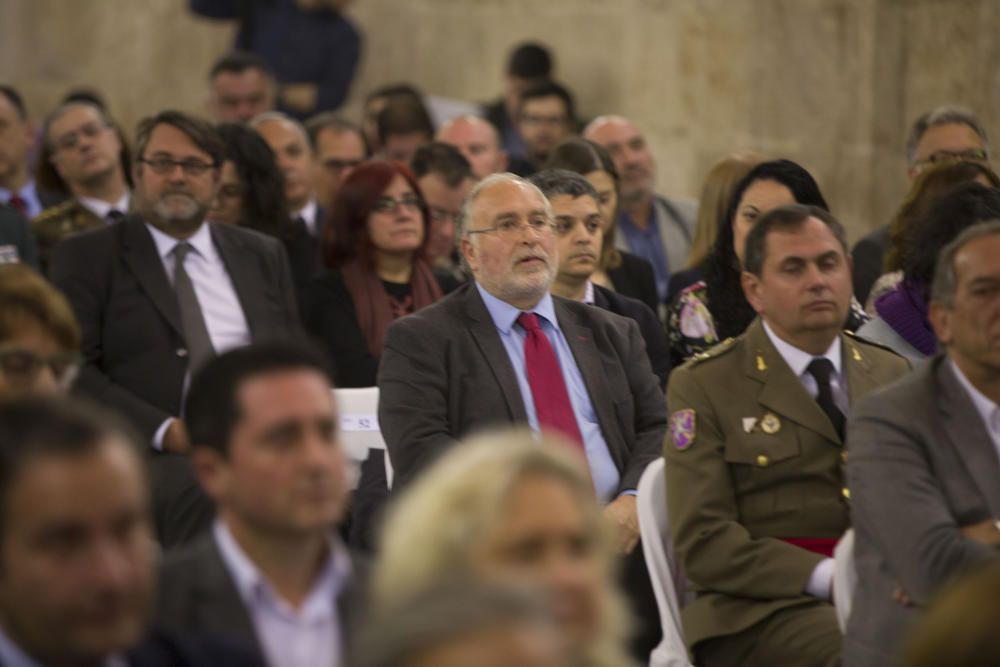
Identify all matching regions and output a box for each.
[31,200,105,270]
[664,318,910,667]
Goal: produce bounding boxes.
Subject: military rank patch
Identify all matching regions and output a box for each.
[670,409,696,450]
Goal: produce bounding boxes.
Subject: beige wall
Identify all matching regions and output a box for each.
[2,0,997,241]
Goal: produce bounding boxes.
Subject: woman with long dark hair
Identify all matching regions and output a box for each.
[667,159,867,366]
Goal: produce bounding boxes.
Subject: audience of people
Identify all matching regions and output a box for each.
[4,31,1000,667]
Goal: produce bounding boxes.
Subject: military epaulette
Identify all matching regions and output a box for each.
[684,337,736,367]
[31,199,77,224]
[843,328,906,358]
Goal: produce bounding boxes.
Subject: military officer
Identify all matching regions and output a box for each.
[664,204,910,667]
[32,101,130,268]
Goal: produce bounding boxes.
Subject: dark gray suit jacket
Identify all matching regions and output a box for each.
[377,282,667,492]
[845,355,1000,667]
[49,216,300,441]
[154,533,365,665]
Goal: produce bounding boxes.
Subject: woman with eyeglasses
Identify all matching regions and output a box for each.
[0,264,80,398]
[305,160,457,551]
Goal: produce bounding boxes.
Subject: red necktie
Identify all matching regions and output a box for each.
[517,312,585,450]
[8,195,27,217]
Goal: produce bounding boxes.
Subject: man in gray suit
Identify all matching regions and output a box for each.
[845,221,1000,667]
[154,342,363,667]
[378,172,666,551]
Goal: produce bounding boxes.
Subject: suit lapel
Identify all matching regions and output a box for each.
[121,218,183,338]
[212,225,262,336]
[745,320,841,444]
[463,286,528,421]
[937,358,1000,516]
[843,334,881,406]
[193,537,263,651]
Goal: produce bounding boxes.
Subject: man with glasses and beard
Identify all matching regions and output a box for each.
[50,110,300,549]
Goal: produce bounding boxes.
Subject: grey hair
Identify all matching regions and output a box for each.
[456,171,553,241]
[906,106,990,166]
[248,111,312,150]
[930,220,1000,306]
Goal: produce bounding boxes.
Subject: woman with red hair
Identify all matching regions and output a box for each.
[304,160,457,388]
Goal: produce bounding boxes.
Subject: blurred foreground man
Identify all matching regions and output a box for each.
[665,204,909,666]
[0,397,262,666]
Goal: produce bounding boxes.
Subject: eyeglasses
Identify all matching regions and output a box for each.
[554,218,602,236]
[372,195,422,214]
[918,148,989,166]
[467,218,555,239]
[429,207,460,224]
[139,156,217,177]
[0,348,80,389]
[52,122,109,152]
[322,158,364,172]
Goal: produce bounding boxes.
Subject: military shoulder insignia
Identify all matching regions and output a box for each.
[670,409,696,450]
[688,337,736,366]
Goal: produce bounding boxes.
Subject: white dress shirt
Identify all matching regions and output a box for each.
[214,521,351,667]
[78,192,130,221]
[147,222,251,449]
[949,358,1000,461]
[0,623,126,667]
[762,321,845,601]
[293,199,320,236]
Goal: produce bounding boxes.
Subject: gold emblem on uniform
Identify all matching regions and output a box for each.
[760,412,781,434]
[852,346,862,362]
[756,354,767,372]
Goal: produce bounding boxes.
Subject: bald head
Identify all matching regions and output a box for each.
[251,112,315,211]
[436,116,507,179]
[583,115,655,202]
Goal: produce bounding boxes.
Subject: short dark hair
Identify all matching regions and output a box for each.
[518,81,576,125]
[529,168,598,202]
[185,341,332,455]
[209,50,272,80]
[907,182,1000,297]
[376,97,434,145]
[134,110,225,167]
[743,204,847,277]
[304,112,368,155]
[543,138,618,184]
[0,397,144,539]
[365,83,423,108]
[0,86,27,120]
[61,87,107,111]
[507,42,553,80]
[410,142,473,188]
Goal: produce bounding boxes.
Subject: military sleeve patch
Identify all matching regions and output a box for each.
[670,409,696,450]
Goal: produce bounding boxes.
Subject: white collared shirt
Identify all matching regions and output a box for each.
[949,358,1000,460]
[582,280,596,305]
[761,320,845,601]
[762,321,848,414]
[0,623,127,667]
[214,521,350,667]
[78,192,130,221]
[293,199,319,236]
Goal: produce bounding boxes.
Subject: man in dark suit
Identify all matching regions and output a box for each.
[49,110,299,546]
[845,221,1000,667]
[0,396,262,666]
[378,172,666,549]
[532,168,669,387]
[155,342,363,667]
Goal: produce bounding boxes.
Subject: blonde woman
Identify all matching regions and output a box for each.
[373,430,633,667]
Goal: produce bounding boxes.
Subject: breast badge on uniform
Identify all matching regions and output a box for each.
[670,409,696,450]
[760,412,781,434]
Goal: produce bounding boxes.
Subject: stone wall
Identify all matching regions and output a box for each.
[2,0,997,241]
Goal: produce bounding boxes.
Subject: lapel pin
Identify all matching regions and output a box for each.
[761,412,781,434]
[756,354,767,372]
[852,346,862,362]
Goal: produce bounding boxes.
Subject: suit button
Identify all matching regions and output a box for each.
[176,348,188,358]
[841,451,848,464]
[842,487,851,500]
[756,455,769,467]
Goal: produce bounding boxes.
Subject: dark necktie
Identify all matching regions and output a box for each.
[106,209,125,223]
[806,358,846,440]
[517,313,584,449]
[172,242,215,373]
[8,195,27,217]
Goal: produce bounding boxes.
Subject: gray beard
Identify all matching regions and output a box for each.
[146,194,207,238]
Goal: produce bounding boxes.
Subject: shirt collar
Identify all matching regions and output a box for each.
[475,282,559,334]
[294,199,319,229]
[213,520,352,614]
[949,358,1000,433]
[78,192,130,220]
[0,181,36,203]
[0,622,126,667]
[582,281,595,305]
[762,320,842,379]
[145,220,214,263]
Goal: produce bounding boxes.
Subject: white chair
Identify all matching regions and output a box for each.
[638,457,694,667]
[833,528,857,632]
[333,387,394,489]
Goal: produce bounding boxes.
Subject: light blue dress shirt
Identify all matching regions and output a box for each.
[0,181,44,219]
[475,283,623,499]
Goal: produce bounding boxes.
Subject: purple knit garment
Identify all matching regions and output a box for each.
[874,280,937,356]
